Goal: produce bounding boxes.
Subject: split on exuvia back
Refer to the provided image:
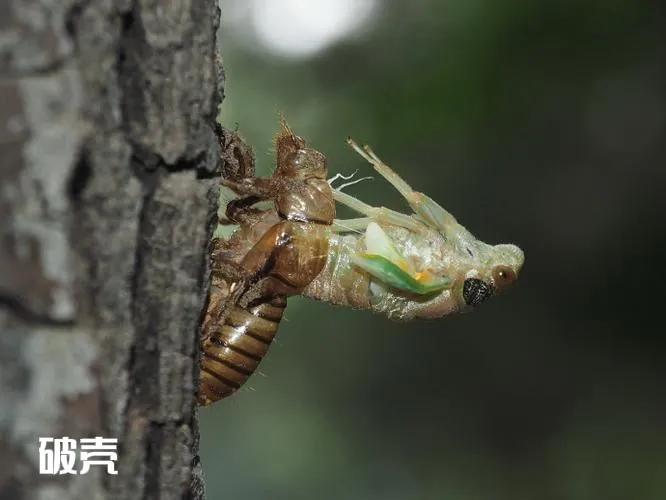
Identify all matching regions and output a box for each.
[198,120,524,404]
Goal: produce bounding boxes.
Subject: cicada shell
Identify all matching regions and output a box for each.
[198,120,335,405]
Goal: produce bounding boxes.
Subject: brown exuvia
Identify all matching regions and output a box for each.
[198,120,335,405]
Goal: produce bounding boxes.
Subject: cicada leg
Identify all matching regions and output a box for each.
[220,177,272,198]
[225,195,269,225]
[332,190,425,233]
[331,217,372,233]
[346,138,458,233]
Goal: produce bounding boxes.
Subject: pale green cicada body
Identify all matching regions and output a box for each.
[303,139,524,320]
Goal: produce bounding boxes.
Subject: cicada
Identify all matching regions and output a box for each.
[198,120,524,405]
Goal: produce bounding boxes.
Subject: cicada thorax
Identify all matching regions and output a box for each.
[198,121,335,405]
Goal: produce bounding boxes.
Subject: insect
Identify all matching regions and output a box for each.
[198,120,524,405]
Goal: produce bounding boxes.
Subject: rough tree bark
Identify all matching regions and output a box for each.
[1,1,224,498]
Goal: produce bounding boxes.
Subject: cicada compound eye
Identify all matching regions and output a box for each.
[462,278,494,307]
[491,265,517,290]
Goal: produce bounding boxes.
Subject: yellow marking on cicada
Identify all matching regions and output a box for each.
[414,269,435,284]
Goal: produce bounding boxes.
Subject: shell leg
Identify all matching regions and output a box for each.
[346,138,458,233]
[220,177,272,198]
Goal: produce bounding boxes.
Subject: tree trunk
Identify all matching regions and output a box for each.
[0,1,224,499]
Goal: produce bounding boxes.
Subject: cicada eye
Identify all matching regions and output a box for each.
[492,265,517,290]
[462,278,494,307]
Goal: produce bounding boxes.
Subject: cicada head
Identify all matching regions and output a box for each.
[454,239,524,310]
[392,188,524,316]
[403,215,525,316]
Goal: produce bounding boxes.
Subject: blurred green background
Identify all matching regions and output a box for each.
[200,1,666,499]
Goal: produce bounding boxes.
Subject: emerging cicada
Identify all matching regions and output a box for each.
[198,120,524,405]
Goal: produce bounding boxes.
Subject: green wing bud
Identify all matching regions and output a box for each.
[352,254,451,295]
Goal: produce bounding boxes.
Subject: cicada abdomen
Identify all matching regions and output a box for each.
[198,121,334,405]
